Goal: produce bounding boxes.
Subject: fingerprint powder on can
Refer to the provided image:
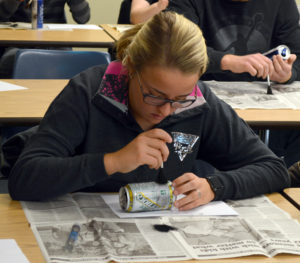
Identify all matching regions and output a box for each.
[119,181,174,212]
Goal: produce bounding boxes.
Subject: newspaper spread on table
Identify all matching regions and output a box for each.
[21,193,300,263]
[204,80,300,109]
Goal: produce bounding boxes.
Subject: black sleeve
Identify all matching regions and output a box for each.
[197,82,290,200]
[0,0,21,20]
[8,66,109,201]
[273,0,300,82]
[67,0,90,24]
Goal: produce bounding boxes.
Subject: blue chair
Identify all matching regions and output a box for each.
[12,49,111,79]
[2,49,111,148]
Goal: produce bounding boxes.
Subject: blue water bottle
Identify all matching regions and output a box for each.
[32,0,44,29]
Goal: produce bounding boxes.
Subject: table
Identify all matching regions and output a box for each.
[0,192,299,263]
[100,24,123,41]
[0,194,45,263]
[282,188,300,210]
[0,28,115,48]
[0,79,67,126]
[235,109,300,129]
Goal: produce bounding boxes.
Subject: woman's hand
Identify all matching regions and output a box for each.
[104,128,172,175]
[172,173,215,210]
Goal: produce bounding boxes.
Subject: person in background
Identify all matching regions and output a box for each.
[167,0,300,168]
[7,12,289,210]
[130,0,168,24]
[0,0,90,78]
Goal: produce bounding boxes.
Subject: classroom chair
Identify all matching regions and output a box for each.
[12,49,111,79]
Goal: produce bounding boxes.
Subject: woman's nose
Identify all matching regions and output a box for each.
[158,102,173,116]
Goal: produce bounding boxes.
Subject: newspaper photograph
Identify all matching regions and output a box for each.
[205,80,300,109]
[32,218,190,263]
[23,194,300,262]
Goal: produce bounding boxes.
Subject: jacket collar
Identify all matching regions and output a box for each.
[93,61,208,127]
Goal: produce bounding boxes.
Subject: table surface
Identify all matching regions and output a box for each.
[100,24,122,41]
[0,192,299,263]
[282,188,300,210]
[0,28,115,48]
[235,109,300,128]
[0,79,67,125]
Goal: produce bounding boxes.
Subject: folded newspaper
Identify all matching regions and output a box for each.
[205,80,300,109]
[21,193,300,263]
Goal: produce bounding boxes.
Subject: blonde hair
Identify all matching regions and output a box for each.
[116,11,208,77]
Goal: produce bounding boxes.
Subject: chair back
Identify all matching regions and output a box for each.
[12,49,111,79]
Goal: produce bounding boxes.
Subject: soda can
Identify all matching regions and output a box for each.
[32,0,44,29]
[119,181,174,212]
[263,45,290,60]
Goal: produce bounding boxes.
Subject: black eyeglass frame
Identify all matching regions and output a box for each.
[136,71,197,109]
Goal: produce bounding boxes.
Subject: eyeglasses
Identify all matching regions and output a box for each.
[136,71,197,109]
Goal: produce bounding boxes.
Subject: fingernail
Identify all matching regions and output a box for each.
[173,190,178,195]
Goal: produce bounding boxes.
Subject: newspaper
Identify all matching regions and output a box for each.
[22,193,300,263]
[205,80,300,109]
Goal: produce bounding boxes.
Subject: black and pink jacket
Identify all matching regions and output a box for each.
[8,62,290,201]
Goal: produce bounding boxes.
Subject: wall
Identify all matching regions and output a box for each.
[66,0,123,24]
[65,0,122,51]
[66,0,299,50]
[67,0,300,25]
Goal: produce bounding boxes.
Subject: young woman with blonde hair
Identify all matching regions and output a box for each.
[7,12,289,209]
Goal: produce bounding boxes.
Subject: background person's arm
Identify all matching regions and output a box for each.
[167,0,300,83]
[130,0,169,24]
[221,53,297,83]
[220,53,274,80]
[271,0,300,83]
[67,0,90,24]
[0,0,23,20]
[220,0,300,84]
